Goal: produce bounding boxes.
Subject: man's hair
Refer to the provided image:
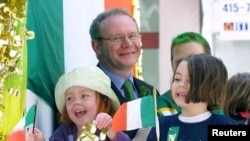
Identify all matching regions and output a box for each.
[89,7,139,40]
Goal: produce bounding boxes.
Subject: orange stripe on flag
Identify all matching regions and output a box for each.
[112,102,128,133]
[104,0,132,13]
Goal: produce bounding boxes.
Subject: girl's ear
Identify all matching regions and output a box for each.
[91,40,101,55]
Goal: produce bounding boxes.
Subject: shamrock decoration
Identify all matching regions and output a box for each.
[138,86,151,97]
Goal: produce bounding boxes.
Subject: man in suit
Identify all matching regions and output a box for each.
[89,7,159,139]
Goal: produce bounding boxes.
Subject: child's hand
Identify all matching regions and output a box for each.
[26,128,44,141]
[95,112,112,129]
[95,113,116,140]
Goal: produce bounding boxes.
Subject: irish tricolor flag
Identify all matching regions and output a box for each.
[112,95,156,133]
[25,1,138,140]
[7,104,37,141]
[26,1,103,140]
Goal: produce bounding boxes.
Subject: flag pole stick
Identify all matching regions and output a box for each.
[32,100,38,133]
[153,88,159,141]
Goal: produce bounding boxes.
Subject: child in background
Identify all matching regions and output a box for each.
[157,32,212,116]
[49,66,130,141]
[224,72,250,125]
[147,54,237,141]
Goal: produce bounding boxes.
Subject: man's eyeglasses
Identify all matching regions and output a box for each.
[97,33,141,45]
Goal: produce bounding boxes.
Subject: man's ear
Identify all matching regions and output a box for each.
[91,40,101,55]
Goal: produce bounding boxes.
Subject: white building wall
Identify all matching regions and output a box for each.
[159,0,200,93]
[202,0,250,77]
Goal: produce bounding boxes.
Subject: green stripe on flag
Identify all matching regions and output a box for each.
[25,105,37,127]
[27,0,64,108]
[141,95,156,127]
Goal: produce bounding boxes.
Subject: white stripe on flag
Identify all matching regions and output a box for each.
[63,1,104,72]
[127,98,142,129]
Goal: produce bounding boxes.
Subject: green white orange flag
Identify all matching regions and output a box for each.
[7,104,37,141]
[112,95,156,133]
[26,1,102,140]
